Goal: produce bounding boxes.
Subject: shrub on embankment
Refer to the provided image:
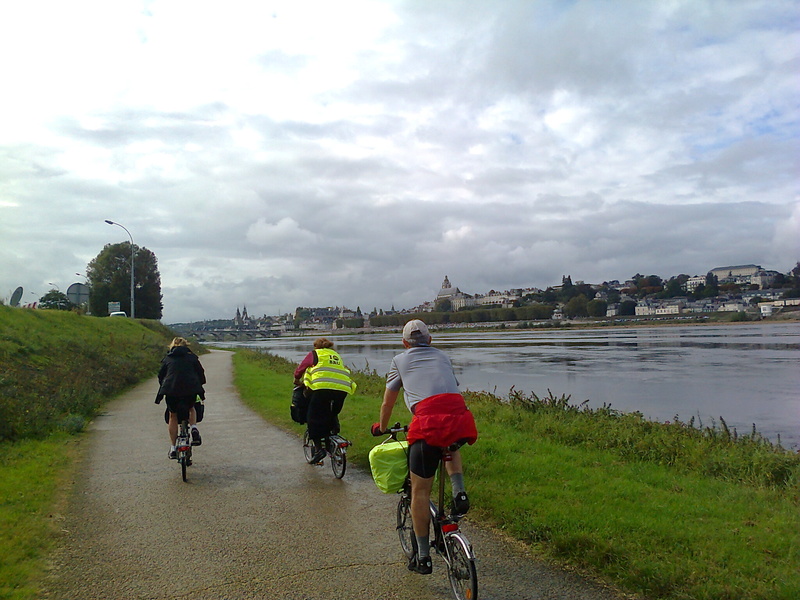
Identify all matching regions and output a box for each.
[0,305,178,441]
[233,348,800,600]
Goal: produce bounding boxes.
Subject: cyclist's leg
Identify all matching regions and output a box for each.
[188,402,202,445]
[408,439,442,572]
[445,449,462,475]
[306,390,324,442]
[167,411,179,445]
[165,396,180,445]
[445,449,469,514]
[306,390,330,461]
[410,473,435,535]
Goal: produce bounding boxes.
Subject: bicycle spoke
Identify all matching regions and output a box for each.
[444,533,478,600]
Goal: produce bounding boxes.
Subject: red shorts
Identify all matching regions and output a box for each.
[407,393,478,448]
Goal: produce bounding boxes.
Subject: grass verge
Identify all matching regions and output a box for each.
[0,306,183,598]
[0,436,79,600]
[233,348,800,600]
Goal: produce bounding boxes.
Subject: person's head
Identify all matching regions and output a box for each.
[402,319,431,347]
[169,337,190,350]
[313,337,334,350]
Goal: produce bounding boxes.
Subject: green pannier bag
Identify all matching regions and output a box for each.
[368,439,409,494]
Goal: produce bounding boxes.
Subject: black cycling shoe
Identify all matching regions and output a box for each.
[168,449,177,460]
[452,491,470,515]
[408,554,433,575]
[309,448,326,464]
[191,427,202,446]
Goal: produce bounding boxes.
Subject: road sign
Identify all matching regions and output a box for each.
[67,282,90,305]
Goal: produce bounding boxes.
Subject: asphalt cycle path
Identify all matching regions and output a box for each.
[43,350,628,600]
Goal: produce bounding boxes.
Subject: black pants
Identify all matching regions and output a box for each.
[306,389,347,442]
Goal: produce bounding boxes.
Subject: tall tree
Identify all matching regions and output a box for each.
[563,294,589,318]
[38,290,75,311]
[587,298,607,317]
[87,242,163,318]
[435,298,452,312]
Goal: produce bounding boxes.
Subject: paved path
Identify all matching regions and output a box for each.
[44,350,628,600]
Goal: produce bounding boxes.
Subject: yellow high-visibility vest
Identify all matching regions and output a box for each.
[303,348,356,394]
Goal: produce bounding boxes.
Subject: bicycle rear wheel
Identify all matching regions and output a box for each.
[444,532,478,600]
[396,493,416,559]
[331,445,347,478]
[302,430,315,462]
[179,421,190,482]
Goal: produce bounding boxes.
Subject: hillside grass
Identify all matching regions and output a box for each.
[233,348,800,600]
[0,306,180,600]
[0,305,179,441]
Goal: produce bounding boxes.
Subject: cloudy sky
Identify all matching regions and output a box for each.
[1,0,798,324]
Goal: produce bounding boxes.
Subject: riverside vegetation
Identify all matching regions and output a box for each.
[1,306,798,600]
[233,349,800,600]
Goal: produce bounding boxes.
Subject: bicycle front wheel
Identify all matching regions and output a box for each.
[444,532,478,600]
[331,445,347,478]
[396,494,416,559]
[302,430,315,462]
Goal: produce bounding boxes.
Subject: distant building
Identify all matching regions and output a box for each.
[751,270,781,289]
[685,275,706,292]
[436,275,471,309]
[710,264,760,284]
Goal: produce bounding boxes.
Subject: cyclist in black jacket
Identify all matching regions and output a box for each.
[155,337,206,459]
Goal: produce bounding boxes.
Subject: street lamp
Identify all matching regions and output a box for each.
[48,282,59,291]
[104,220,135,318]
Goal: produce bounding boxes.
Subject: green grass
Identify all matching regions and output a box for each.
[232,348,800,600]
[0,436,78,600]
[0,306,181,599]
[0,305,190,442]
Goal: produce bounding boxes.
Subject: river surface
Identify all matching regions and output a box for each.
[213,322,800,449]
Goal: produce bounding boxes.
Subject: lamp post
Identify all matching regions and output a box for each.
[104,220,135,318]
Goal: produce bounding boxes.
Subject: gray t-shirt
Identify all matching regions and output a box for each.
[386,345,460,411]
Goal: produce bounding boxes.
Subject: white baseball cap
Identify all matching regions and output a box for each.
[402,319,431,344]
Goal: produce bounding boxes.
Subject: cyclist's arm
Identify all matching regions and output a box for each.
[379,388,400,432]
[293,351,317,383]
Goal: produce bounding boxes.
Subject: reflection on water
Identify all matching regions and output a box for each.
[214,322,800,449]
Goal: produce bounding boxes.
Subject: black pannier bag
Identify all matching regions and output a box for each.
[290,385,310,424]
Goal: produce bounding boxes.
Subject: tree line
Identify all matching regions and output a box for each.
[35,242,164,319]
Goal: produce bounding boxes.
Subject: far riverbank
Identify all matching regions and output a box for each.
[213,319,800,450]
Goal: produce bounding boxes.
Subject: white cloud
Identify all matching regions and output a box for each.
[246,217,318,248]
[0,0,797,323]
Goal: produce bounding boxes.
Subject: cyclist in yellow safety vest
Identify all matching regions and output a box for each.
[294,338,357,464]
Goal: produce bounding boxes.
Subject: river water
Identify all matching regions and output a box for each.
[213,322,800,449]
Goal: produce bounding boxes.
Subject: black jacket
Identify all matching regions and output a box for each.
[157,346,206,399]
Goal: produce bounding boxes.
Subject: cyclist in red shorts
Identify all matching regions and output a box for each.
[372,319,477,575]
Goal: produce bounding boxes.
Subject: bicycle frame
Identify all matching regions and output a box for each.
[387,423,478,600]
[303,430,352,479]
[176,420,192,482]
[431,451,468,559]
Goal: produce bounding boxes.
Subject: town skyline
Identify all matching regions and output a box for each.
[184,260,797,326]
